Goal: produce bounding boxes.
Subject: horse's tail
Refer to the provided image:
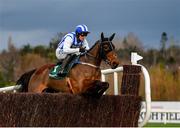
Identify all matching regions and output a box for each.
[16,69,36,92]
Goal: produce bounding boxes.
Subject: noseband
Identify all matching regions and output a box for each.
[99,39,115,64]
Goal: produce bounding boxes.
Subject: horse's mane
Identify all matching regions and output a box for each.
[79,40,100,57]
[86,37,110,52]
[87,40,100,52]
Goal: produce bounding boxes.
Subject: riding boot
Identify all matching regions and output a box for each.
[56,59,63,65]
[58,55,73,75]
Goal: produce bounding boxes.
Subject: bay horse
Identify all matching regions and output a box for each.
[17,33,119,96]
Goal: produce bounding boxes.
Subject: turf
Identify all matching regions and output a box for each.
[145,123,180,127]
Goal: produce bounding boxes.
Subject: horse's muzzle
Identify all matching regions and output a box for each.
[111,61,119,69]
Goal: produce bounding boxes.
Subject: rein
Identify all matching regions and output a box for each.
[78,39,114,68]
[77,61,100,68]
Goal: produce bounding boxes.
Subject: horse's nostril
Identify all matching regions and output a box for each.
[114,64,118,68]
[112,62,118,66]
[111,62,119,69]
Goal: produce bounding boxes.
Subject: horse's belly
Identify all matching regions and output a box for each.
[47,78,70,92]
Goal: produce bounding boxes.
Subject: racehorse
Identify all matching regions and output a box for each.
[16,33,119,96]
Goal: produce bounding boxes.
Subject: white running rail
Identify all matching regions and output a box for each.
[0,84,21,93]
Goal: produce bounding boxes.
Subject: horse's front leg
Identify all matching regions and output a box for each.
[96,81,109,97]
[82,80,109,98]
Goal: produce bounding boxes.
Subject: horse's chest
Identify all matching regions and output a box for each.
[83,69,101,79]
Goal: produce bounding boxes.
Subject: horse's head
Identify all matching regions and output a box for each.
[100,32,119,69]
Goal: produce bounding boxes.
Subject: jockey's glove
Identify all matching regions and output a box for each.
[79,46,86,53]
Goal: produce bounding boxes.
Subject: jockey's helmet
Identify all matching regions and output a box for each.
[75,24,90,36]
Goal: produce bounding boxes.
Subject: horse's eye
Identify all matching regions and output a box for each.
[103,45,109,51]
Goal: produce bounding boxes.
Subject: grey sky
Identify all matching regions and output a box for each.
[0,0,180,51]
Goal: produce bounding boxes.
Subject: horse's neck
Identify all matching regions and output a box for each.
[81,42,102,66]
[89,42,101,58]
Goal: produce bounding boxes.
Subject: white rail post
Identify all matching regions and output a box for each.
[139,65,151,127]
[101,74,106,82]
[114,72,118,95]
[131,52,151,127]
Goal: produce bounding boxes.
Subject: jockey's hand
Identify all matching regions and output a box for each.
[79,46,86,53]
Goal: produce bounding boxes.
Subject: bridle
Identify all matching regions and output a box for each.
[79,39,115,68]
[99,39,115,65]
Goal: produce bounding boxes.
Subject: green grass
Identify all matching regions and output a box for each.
[145,123,180,127]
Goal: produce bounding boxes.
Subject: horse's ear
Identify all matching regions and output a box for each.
[109,33,115,41]
[101,32,104,41]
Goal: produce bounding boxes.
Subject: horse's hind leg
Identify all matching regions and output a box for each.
[28,68,49,93]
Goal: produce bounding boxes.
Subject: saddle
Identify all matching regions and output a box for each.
[49,55,79,79]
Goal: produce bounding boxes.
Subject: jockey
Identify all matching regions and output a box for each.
[56,24,90,75]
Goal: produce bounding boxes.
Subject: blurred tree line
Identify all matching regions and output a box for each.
[0,32,179,100]
[0,32,65,86]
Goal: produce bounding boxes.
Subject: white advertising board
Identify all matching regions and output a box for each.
[139,101,180,123]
